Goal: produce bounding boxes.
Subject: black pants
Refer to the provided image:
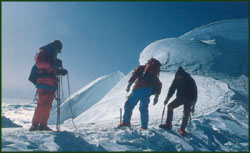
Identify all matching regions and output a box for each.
[166,97,191,130]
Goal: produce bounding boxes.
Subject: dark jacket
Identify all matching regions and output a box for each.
[167,71,197,103]
[128,65,162,95]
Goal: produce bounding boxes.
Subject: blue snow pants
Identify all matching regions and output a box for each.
[123,87,152,129]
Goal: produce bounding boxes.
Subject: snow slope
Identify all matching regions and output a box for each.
[74,73,233,124]
[140,19,248,78]
[65,18,249,151]
[48,71,124,125]
[1,19,248,151]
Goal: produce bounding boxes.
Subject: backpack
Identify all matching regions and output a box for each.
[142,58,162,84]
[144,58,161,76]
[28,64,55,86]
[28,51,52,86]
[28,65,40,85]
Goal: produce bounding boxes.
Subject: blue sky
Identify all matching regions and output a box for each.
[2,2,248,99]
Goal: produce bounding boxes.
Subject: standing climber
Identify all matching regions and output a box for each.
[159,66,197,136]
[29,40,68,131]
[118,58,162,130]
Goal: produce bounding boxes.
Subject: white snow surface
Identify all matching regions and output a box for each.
[74,73,232,124]
[48,71,124,125]
[140,19,248,78]
[2,19,248,151]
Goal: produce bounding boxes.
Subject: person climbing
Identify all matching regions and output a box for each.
[118,58,162,130]
[159,66,197,136]
[29,40,68,131]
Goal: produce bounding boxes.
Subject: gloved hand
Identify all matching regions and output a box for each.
[153,94,159,105]
[126,82,132,92]
[59,68,68,76]
[164,97,170,105]
[54,59,62,68]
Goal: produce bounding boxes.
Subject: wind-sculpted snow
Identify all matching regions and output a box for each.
[2,107,248,151]
[139,19,248,78]
[48,71,124,125]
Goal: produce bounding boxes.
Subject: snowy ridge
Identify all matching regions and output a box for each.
[48,71,124,125]
[2,19,248,151]
[75,73,233,124]
[180,18,248,41]
[139,18,248,78]
[72,71,132,123]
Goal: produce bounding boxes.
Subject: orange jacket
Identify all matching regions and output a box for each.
[35,49,59,90]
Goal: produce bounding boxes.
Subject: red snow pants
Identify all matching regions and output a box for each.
[32,89,55,126]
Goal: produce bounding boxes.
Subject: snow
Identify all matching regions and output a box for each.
[2,98,35,127]
[75,73,233,124]
[48,71,124,125]
[1,19,248,151]
[140,19,248,78]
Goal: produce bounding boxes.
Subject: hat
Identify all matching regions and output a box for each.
[51,40,63,52]
[176,66,186,76]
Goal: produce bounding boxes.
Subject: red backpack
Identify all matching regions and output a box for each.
[142,58,161,84]
[144,58,161,77]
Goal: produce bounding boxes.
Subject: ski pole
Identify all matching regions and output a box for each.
[189,106,194,124]
[161,105,166,124]
[56,75,61,132]
[60,75,64,101]
[120,108,122,125]
[67,73,78,130]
